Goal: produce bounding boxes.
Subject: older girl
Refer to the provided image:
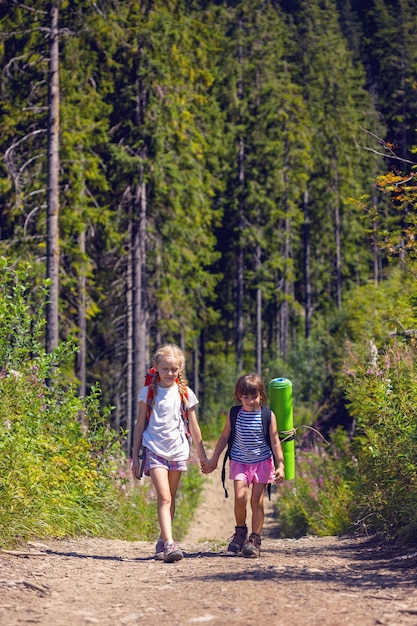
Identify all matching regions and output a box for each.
[132,344,208,563]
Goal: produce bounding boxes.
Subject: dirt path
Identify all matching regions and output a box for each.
[1,464,417,626]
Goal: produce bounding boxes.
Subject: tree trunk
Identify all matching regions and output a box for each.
[126,64,149,453]
[235,22,244,374]
[280,266,289,359]
[303,187,312,339]
[236,241,244,373]
[46,2,60,353]
[131,174,148,453]
[255,242,262,374]
[280,151,291,359]
[199,329,205,406]
[192,337,199,398]
[126,234,133,449]
[76,230,86,398]
[333,159,342,310]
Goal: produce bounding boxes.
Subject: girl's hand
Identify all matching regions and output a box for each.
[205,457,218,472]
[274,465,285,483]
[200,459,210,474]
[132,457,141,479]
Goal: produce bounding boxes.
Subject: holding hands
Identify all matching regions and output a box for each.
[200,457,217,474]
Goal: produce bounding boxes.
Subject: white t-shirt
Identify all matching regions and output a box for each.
[138,384,198,461]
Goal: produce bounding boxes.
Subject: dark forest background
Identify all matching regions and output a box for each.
[2,0,417,452]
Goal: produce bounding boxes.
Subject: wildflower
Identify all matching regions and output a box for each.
[368,339,378,368]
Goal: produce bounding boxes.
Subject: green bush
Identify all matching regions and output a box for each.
[344,341,417,538]
[0,259,203,546]
[276,428,358,537]
[0,365,126,544]
[0,261,135,544]
[277,340,417,541]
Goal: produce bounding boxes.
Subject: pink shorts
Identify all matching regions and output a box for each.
[143,448,187,476]
[229,457,275,485]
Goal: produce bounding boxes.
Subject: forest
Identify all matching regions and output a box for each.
[1,0,417,542]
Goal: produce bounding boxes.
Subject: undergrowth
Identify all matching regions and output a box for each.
[0,259,202,547]
[4,259,417,546]
[276,428,358,538]
[276,340,417,542]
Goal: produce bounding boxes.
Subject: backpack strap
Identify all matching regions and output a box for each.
[144,375,190,434]
[261,406,272,447]
[179,388,191,442]
[260,406,274,501]
[221,405,240,498]
[146,384,154,422]
[138,384,155,479]
[138,370,190,478]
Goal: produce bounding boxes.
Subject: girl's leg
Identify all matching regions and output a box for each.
[234,479,249,526]
[227,480,249,553]
[167,469,182,522]
[250,483,267,535]
[150,467,179,542]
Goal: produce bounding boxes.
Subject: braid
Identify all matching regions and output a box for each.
[177,371,189,407]
[151,371,160,411]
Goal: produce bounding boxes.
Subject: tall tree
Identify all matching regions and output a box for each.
[212,0,310,367]
[285,0,375,319]
[0,1,50,265]
[347,0,417,162]
[54,0,117,396]
[93,0,223,440]
[46,1,60,353]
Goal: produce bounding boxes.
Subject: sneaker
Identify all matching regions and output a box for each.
[227,525,248,553]
[154,538,164,561]
[163,541,183,563]
[242,533,261,558]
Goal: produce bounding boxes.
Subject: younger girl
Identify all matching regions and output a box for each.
[132,344,208,563]
[206,373,285,558]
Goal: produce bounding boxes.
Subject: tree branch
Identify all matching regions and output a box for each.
[357,127,416,166]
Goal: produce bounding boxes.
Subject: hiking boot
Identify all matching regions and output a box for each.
[163,541,183,563]
[154,538,164,561]
[227,525,248,553]
[242,533,261,558]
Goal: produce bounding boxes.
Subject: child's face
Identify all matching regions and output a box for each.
[156,357,181,388]
[239,393,261,411]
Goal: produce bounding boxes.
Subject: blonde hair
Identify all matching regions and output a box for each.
[152,344,188,405]
[233,373,268,405]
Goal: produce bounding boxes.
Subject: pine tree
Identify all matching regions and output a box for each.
[46,1,59,354]
[88,0,223,439]
[284,0,376,320]
[351,0,417,161]
[0,1,50,264]
[210,0,311,367]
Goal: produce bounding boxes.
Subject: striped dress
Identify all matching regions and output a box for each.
[230,408,272,464]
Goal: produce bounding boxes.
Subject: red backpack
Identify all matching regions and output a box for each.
[144,367,190,439]
[138,368,191,479]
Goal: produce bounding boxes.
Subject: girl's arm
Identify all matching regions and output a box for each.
[132,401,147,478]
[188,406,208,468]
[206,411,232,471]
[269,411,285,482]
